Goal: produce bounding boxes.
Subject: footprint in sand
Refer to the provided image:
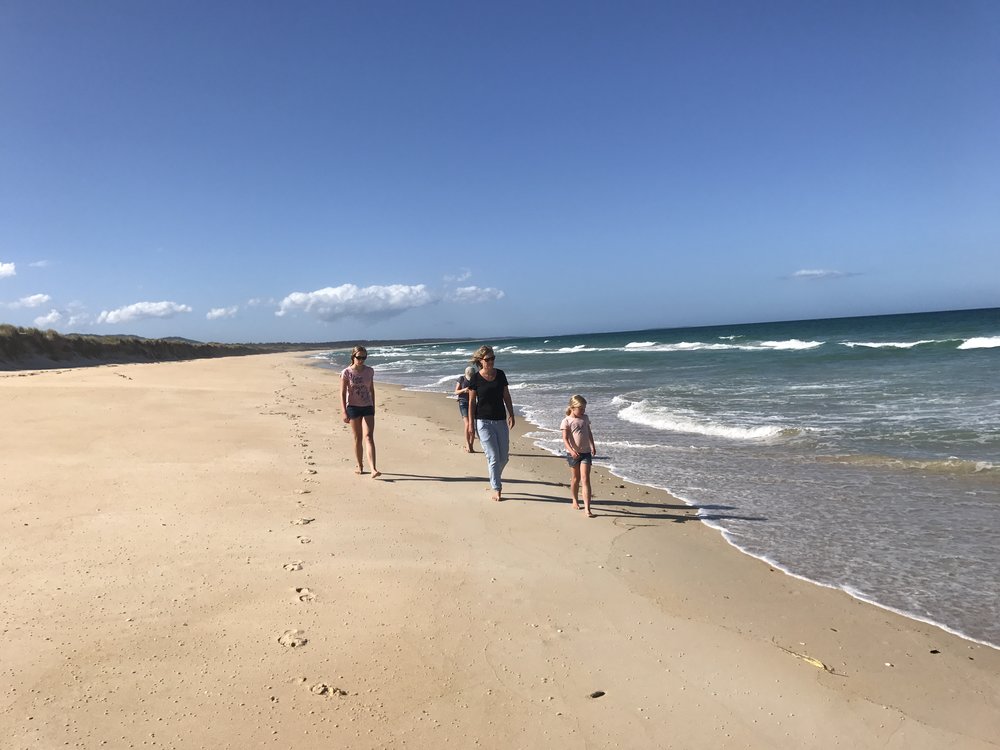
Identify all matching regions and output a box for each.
[277,629,308,648]
[310,683,348,697]
[297,536,312,544]
[283,561,304,571]
[295,587,315,602]
[291,518,315,526]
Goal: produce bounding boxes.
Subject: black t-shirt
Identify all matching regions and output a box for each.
[469,369,509,420]
[456,375,471,406]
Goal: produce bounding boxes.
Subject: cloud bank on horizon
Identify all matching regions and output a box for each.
[2,257,510,335]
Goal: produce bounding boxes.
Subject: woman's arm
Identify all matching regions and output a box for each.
[340,374,350,423]
[503,386,515,429]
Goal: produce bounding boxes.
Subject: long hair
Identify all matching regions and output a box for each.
[351,345,368,363]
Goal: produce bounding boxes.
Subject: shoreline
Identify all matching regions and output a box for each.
[388,376,1000,654]
[3,352,997,749]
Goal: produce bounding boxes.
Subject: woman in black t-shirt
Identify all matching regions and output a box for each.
[466,345,515,501]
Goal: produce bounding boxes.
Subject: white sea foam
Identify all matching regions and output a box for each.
[429,374,459,387]
[617,339,822,353]
[617,401,788,440]
[958,336,1000,350]
[502,345,620,355]
[842,339,941,349]
[757,339,824,350]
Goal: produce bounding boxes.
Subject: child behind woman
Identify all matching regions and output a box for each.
[560,394,597,517]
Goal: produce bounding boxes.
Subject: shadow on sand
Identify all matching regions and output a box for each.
[504,492,767,523]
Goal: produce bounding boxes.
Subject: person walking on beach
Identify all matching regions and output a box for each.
[455,365,477,453]
[561,394,597,517]
[341,345,380,478]
[466,345,515,501]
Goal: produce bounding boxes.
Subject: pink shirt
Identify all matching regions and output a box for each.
[560,414,593,453]
[341,365,375,407]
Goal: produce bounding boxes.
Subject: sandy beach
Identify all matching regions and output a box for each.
[2,352,997,749]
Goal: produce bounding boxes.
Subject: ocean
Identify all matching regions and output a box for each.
[317,308,1000,649]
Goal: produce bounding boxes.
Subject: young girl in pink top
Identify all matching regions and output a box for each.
[341,345,380,478]
[560,394,597,517]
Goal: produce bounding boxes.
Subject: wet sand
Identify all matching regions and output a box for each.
[1,352,997,749]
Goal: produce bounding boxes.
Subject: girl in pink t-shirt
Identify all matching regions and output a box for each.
[340,345,380,478]
[560,394,598,517]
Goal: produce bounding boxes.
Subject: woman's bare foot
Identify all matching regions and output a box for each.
[586,511,595,518]
[354,467,364,475]
[571,502,580,510]
[371,470,381,479]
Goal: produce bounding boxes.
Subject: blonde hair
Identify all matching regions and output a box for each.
[565,394,587,415]
[470,345,495,365]
[351,345,368,362]
[464,366,476,379]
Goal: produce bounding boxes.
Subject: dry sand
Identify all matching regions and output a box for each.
[2,353,997,749]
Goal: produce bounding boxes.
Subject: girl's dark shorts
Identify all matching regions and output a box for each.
[458,401,469,418]
[346,405,375,420]
[566,452,593,468]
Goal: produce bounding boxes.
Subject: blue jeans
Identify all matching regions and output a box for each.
[476,419,509,491]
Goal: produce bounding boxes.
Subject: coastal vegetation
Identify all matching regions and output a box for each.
[0,324,469,370]
[0,324,272,369]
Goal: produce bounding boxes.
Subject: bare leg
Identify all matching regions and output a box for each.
[581,463,594,517]
[463,415,474,452]
[362,415,380,478]
[569,464,581,509]
[349,418,364,474]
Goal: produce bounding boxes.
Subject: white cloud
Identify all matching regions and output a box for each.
[277,283,436,322]
[29,260,51,268]
[97,300,193,325]
[450,285,506,303]
[790,269,853,280]
[206,306,239,320]
[444,269,472,283]
[34,309,63,328]
[9,293,52,309]
[0,261,15,278]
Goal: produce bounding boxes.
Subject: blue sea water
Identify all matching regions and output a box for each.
[319,308,1000,648]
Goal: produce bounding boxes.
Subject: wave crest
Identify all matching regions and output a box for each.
[959,336,1000,350]
[617,401,793,441]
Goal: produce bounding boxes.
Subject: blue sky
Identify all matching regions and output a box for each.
[1,1,997,343]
